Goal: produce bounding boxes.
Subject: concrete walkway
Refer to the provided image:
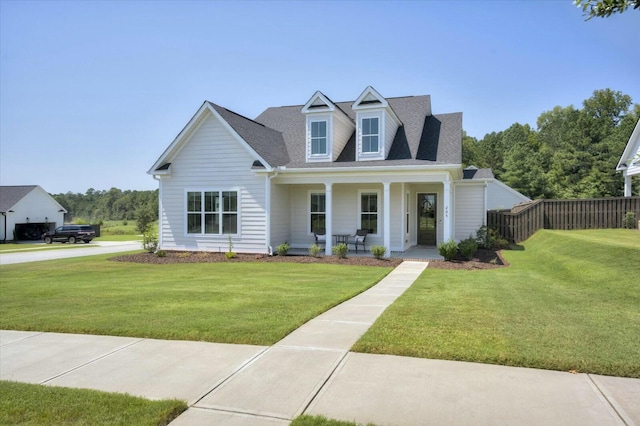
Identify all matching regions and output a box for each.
[1,261,638,425]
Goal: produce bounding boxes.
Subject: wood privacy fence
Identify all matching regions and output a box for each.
[487,197,640,243]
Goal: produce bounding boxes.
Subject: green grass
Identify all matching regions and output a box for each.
[292,415,378,426]
[0,242,97,253]
[97,220,144,241]
[353,229,640,377]
[94,235,143,242]
[0,254,391,345]
[0,381,187,425]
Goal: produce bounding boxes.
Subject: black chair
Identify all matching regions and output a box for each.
[313,228,326,248]
[348,229,368,252]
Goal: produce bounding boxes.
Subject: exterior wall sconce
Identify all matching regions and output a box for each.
[26,217,29,223]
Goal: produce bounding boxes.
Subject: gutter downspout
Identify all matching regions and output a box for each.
[153,175,162,250]
[266,170,279,255]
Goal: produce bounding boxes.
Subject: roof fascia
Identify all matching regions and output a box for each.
[301,91,336,114]
[617,118,640,170]
[253,163,460,175]
[352,86,402,126]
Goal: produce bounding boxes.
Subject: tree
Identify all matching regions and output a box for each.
[135,203,156,234]
[500,124,550,199]
[574,0,640,20]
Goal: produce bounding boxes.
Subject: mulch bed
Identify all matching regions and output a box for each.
[110,248,507,269]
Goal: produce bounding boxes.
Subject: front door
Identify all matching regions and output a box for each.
[417,193,437,246]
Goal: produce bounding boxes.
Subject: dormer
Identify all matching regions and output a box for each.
[352,86,402,161]
[301,91,354,163]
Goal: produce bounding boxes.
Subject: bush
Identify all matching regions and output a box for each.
[458,236,478,260]
[155,250,166,257]
[122,219,128,226]
[437,240,458,261]
[475,225,504,249]
[225,251,237,259]
[142,226,158,253]
[370,245,387,259]
[276,242,290,256]
[624,211,637,229]
[332,243,348,259]
[308,244,322,257]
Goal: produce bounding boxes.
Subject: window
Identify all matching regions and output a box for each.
[187,190,238,235]
[310,193,326,233]
[361,117,379,153]
[310,120,327,155]
[360,192,378,234]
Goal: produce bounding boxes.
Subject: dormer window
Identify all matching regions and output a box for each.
[361,117,379,153]
[311,120,327,155]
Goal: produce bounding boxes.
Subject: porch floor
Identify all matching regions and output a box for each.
[288,245,443,261]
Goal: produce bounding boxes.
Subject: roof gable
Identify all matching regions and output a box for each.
[148,102,289,174]
[617,118,640,174]
[0,185,67,213]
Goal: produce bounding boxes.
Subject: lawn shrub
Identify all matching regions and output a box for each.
[276,242,290,256]
[437,240,458,261]
[309,244,322,257]
[624,211,636,229]
[142,227,158,253]
[332,243,348,259]
[225,251,236,259]
[156,250,167,257]
[458,235,478,260]
[370,245,386,259]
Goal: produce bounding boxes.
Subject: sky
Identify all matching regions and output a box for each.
[1,1,639,194]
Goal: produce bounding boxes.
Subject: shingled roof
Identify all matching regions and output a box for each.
[0,185,37,212]
[253,95,462,168]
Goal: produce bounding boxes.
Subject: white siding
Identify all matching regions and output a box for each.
[159,111,267,253]
[454,184,485,241]
[332,113,355,161]
[384,110,399,159]
[487,180,531,210]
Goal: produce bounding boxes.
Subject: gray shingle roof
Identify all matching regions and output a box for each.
[254,95,462,168]
[463,167,495,180]
[208,102,290,167]
[0,185,37,212]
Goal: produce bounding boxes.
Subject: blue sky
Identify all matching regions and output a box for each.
[1,0,638,194]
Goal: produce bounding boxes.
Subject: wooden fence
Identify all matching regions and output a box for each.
[487,197,640,243]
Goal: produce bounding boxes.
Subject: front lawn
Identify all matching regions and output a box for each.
[0,381,186,425]
[353,229,640,377]
[0,254,391,345]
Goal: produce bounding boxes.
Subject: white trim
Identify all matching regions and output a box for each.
[356,111,384,161]
[357,189,381,237]
[306,115,332,162]
[301,91,336,114]
[617,118,640,171]
[184,188,241,237]
[325,183,333,256]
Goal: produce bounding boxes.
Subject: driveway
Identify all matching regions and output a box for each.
[0,241,142,265]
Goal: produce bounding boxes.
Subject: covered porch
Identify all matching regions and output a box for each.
[287,245,443,261]
[267,168,458,258]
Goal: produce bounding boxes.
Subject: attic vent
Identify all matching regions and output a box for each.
[252,160,265,168]
[155,163,171,171]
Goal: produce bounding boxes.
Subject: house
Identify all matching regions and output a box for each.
[0,185,67,242]
[617,118,640,197]
[148,87,529,256]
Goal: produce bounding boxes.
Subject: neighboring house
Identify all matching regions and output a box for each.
[0,185,67,242]
[148,86,529,256]
[617,118,640,197]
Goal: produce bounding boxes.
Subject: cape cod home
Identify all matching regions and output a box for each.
[148,87,529,257]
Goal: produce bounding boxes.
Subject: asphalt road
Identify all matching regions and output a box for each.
[0,241,142,265]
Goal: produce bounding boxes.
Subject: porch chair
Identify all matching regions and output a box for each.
[348,229,368,253]
[313,228,326,248]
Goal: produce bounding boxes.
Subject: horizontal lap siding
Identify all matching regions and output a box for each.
[160,112,267,253]
[454,185,485,241]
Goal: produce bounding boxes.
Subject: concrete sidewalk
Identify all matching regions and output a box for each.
[1,261,638,425]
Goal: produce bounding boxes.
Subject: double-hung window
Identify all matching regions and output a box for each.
[187,190,238,235]
[360,192,378,234]
[361,117,379,153]
[310,120,327,155]
[310,193,326,233]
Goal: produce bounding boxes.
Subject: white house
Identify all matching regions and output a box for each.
[148,87,529,256]
[0,185,67,242]
[617,118,640,196]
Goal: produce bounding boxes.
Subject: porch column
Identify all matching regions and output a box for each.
[443,176,452,242]
[325,182,333,256]
[624,171,632,197]
[383,181,391,258]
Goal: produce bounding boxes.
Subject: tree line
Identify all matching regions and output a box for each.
[52,188,158,224]
[463,88,639,200]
